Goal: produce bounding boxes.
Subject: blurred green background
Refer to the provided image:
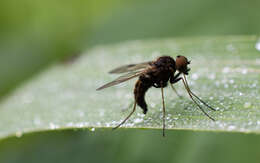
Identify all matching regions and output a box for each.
[0,0,260,162]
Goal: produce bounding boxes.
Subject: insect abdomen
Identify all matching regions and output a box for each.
[134,78,152,114]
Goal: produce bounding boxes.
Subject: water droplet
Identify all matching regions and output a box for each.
[208,73,216,80]
[228,125,236,130]
[15,131,23,138]
[111,121,118,125]
[105,122,111,127]
[150,102,156,108]
[244,102,251,108]
[215,81,220,86]
[133,118,143,123]
[191,73,199,80]
[90,128,95,132]
[229,79,234,84]
[248,121,253,125]
[241,68,247,74]
[251,83,257,88]
[255,41,260,51]
[173,117,179,120]
[49,122,59,129]
[125,122,134,127]
[222,67,230,73]
[137,113,145,118]
[224,83,229,88]
[96,122,101,126]
[66,122,74,127]
[76,123,84,128]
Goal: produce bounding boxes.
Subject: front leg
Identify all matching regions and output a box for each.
[171,77,182,84]
[170,72,181,84]
[169,76,183,98]
[170,83,183,99]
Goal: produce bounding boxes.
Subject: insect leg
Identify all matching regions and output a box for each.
[113,101,137,130]
[170,75,183,98]
[161,83,166,137]
[183,75,216,111]
[189,92,216,111]
[170,84,183,99]
[170,72,181,84]
[182,75,215,121]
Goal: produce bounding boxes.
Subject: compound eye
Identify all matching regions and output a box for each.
[177,55,181,58]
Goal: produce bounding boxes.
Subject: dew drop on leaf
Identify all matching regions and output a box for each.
[227,125,236,130]
[222,67,230,73]
[49,122,59,130]
[255,41,260,51]
[191,73,199,80]
[244,102,251,108]
[15,131,23,138]
[133,118,143,123]
[241,68,248,74]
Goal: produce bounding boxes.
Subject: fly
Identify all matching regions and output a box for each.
[97,55,216,136]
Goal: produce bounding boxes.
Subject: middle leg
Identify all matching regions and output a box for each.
[161,82,166,137]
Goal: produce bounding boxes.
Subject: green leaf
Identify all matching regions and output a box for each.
[0,36,260,140]
[1,129,260,163]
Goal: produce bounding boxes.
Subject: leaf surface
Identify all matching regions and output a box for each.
[0,36,260,140]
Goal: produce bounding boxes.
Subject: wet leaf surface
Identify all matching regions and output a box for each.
[0,36,259,140]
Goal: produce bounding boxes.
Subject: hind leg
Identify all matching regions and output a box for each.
[113,101,137,130]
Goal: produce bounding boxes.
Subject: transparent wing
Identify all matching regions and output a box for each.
[109,61,152,74]
[96,70,145,91]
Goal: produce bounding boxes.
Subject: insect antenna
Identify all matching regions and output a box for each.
[113,101,137,130]
[182,75,215,121]
[160,84,166,137]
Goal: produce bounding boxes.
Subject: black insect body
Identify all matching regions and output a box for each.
[97,55,216,136]
[134,56,176,114]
